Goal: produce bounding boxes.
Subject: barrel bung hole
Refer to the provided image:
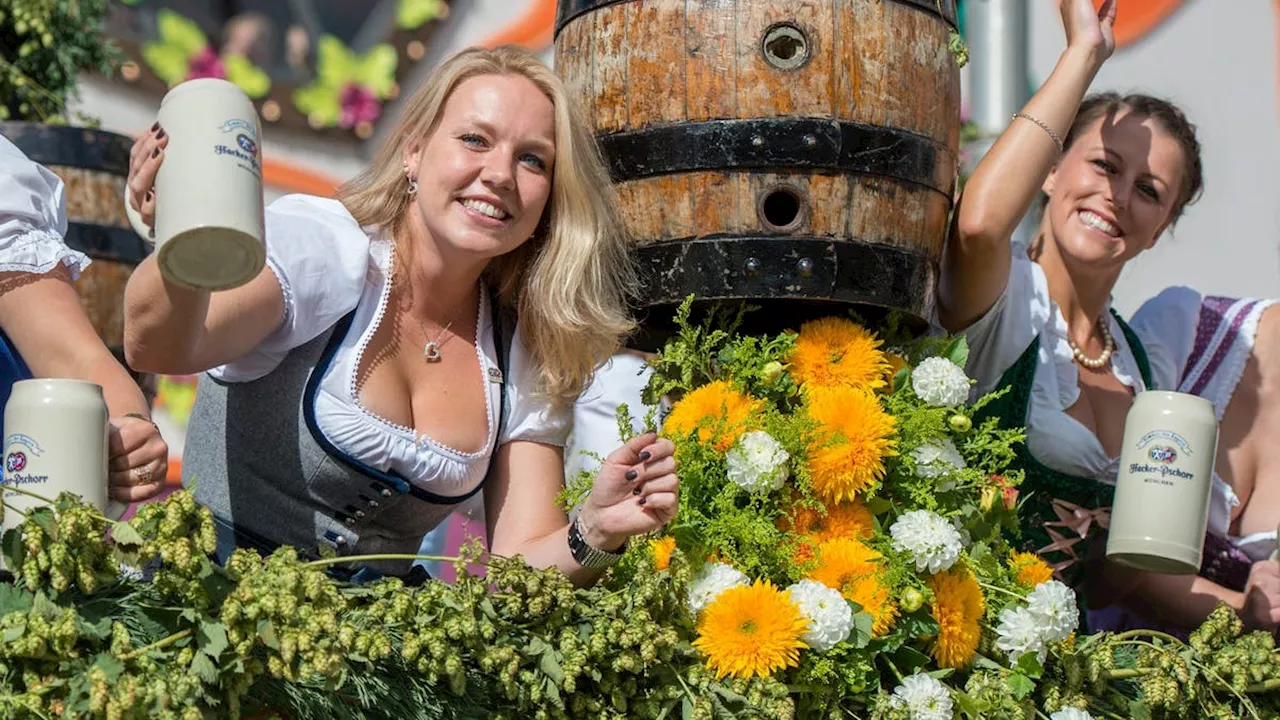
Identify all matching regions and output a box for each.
[758,187,805,232]
[762,24,809,70]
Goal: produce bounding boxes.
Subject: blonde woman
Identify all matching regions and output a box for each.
[122,46,679,585]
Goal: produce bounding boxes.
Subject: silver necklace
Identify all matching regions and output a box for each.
[1067,318,1115,370]
[418,317,455,363]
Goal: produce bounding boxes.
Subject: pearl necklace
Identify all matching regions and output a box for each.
[1067,319,1115,370]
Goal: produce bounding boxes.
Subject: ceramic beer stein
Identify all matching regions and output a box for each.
[125,78,266,291]
[1107,390,1219,575]
[2,379,109,534]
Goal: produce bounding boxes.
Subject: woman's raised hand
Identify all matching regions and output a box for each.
[126,123,169,234]
[578,432,679,550]
[1060,0,1117,64]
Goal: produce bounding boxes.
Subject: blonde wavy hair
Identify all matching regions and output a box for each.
[337,46,636,402]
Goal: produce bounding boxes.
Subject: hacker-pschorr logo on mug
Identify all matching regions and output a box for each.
[214,119,262,175]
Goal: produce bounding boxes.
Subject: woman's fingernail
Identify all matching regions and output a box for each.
[639,451,651,461]
[155,128,166,140]
[625,469,638,481]
[632,488,641,496]
[150,121,159,132]
[638,497,647,506]
[151,147,159,158]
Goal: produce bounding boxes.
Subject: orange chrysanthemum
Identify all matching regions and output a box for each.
[780,499,877,565]
[651,536,677,571]
[693,580,808,679]
[928,567,985,668]
[807,538,898,636]
[1009,551,1054,587]
[805,386,897,503]
[788,317,889,391]
[662,380,762,453]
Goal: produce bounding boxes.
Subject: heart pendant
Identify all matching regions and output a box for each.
[423,341,442,362]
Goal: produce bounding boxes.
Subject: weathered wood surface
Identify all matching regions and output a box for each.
[554,0,960,327]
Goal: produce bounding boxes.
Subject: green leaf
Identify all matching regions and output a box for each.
[190,651,219,684]
[142,43,193,86]
[892,367,911,394]
[353,43,399,98]
[1006,671,1035,699]
[850,610,874,649]
[292,82,341,129]
[2,623,25,643]
[1,528,24,572]
[1127,700,1154,720]
[91,653,125,682]
[0,582,32,615]
[31,591,59,619]
[397,0,445,29]
[27,507,55,537]
[110,522,144,548]
[315,35,356,89]
[538,649,564,683]
[891,645,932,675]
[224,54,272,98]
[258,619,280,650]
[156,9,209,58]
[954,690,982,719]
[944,336,969,369]
[1015,652,1043,679]
[198,618,229,657]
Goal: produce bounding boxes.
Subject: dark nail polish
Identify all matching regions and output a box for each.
[639,451,651,461]
[151,148,159,158]
[155,128,166,140]
[632,488,641,496]
[150,121,159,131]
[638,497,647,506]
[625,469,638,481]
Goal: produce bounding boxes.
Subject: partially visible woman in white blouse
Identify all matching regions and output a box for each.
[0,135,167,501]
[122,46,680,585]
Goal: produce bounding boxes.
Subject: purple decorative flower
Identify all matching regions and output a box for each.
[338,83,382,128]
[187,46,226,80]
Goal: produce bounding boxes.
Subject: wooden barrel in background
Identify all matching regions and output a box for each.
[0,123,150,354]
[555,0,960,341]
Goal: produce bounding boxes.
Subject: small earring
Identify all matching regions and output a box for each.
[407,177,418,196]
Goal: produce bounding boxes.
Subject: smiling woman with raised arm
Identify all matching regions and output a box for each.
[122,46,679,585]
[939,0,1280,633]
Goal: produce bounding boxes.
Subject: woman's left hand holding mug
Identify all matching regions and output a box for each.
[107,414,168,502]
[126,123,169,237]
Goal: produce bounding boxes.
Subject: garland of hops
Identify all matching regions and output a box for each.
[0,299,1278,719]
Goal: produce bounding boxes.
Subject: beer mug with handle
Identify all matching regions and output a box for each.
[125,78,266,291]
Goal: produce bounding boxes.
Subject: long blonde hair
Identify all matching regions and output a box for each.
[337,46,636,402]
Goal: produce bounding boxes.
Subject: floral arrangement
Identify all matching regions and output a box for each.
[1,300,1279,719]
[142,9,272,99]
[292,35,398,130]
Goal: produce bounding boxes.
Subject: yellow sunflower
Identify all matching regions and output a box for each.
[780,499,877,565]
[807,538,898,636]
[928,567,985,668]
[1009,551,1054,587]
[651,536,677,571]
[805,386,897,503]
[788,317,890,391]
[662,380,762,453]
[693,580,808,679]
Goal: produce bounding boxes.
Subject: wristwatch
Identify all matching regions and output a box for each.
[567,514,626,569]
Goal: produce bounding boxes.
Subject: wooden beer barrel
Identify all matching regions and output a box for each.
[555,0,960,340]
[0,123,150,353]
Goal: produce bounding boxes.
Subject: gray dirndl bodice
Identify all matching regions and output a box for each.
[183,303,512,578]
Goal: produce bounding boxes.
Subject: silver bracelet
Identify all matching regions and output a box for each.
[1012,112,1064,152]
